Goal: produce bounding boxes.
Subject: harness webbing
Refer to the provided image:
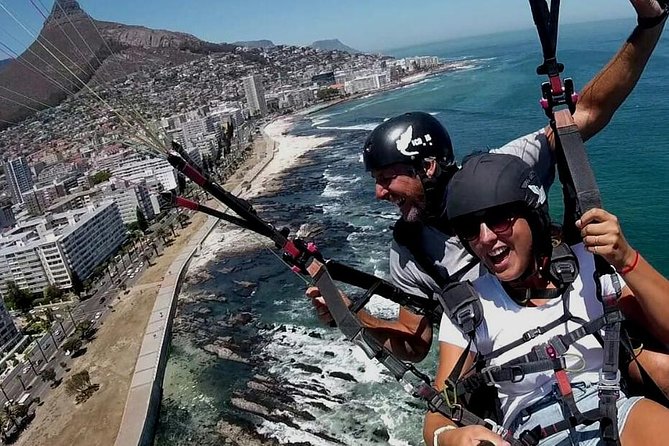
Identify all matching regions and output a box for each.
[480,285,584,363]
[528,0,624,441]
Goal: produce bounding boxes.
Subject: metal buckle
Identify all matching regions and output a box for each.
[481,366,500,386]
[523,327,542,342]
[510,366,526,383]
[455,306,474,326]
[598,370,621,393]
[449,404,464,422]
[484,418,507,437]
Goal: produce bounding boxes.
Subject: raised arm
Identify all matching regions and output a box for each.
[547,0,667,145]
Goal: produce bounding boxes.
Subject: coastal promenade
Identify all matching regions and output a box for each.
[114,134,275,446]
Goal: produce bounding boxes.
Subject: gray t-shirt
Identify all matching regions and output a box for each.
[389,129,555,301]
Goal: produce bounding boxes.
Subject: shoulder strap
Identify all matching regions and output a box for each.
[393,219,479,290]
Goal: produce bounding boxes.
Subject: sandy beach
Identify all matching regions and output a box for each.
[188,114,334,271]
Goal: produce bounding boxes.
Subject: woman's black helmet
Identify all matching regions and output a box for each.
[447,153,547,221]
[362,112,455,172]
[446,153,552,263]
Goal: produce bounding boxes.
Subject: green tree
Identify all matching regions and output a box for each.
[40,367,56,386]
[89,170,112,185]
[62,338,83,354]
[4,281,33,313]
[9,403,28,419]
[76,320,94,340]
[43,284,63,303]
[135,208,149,232]
[69,272,84,297]
[65,370,99,404]
[317,87,340,100]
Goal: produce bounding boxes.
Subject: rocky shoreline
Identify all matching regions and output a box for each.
[163,256,367,446]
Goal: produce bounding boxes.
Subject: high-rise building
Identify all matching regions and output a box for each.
[242,75,268,117]
[103,179,155,225]
[0,302,20,355]
[0,206,15,230]
[3,157,34,204]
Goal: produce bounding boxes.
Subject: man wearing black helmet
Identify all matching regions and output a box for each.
[307,0,668,363]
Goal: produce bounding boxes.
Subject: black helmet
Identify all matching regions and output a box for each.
[447,153,547,221]
[446,153,552,266]
[362,112,455,172]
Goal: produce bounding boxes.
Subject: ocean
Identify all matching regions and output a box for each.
[155,18,669,446]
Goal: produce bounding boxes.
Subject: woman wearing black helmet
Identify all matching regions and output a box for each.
[425,153,669,446]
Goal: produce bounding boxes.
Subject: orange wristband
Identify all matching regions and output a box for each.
[619,251,640,275]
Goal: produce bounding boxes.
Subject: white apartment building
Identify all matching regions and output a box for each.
[0,201,126,297]
[344,71,391,94]
[111,157,178,192]
[58,201,126,281]
[181,117,214,147]
[103,179,155,225]
[242,75,268,117]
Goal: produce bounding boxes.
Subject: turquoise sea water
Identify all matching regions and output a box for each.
[157,18,669,446]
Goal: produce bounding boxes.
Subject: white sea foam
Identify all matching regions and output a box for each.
[316,123,380,131]
[321,184,348,198]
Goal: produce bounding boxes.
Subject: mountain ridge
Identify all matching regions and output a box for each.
[310,39,360,54]
[0,0,239,130]
[232,39,275,49]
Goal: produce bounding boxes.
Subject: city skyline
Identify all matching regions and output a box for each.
[0,0,640,56]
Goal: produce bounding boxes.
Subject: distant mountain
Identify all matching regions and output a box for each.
[0,0,241,130]
[310,39,360,54]
[232,39,275,49]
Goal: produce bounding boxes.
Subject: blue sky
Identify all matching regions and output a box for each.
[0,0,639,55]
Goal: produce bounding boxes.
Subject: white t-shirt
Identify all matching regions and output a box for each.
[438,244,624,426]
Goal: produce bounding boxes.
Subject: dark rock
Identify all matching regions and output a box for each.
[293,363,322,374]
[203,344,249,363]
[373,427,390,442]
[323,351,335,357]
[307,331,322,339]
[329,371,357,382]
[229,312,254,326]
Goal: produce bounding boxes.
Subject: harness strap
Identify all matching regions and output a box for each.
[481,286,577,363]
[597,273,624,444]
[393,219,479,292]
[456,357,566,394]
[519,408,602,445]
[507,310,624,366]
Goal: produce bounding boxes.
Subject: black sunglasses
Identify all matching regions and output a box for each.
[452,206,520,242]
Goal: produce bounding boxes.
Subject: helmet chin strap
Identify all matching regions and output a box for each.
[416,161,455,224]
[503,256,563,305]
